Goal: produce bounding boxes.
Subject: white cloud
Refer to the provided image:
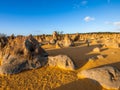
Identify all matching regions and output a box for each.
[81,0,88,5]
[84,16,95,22]
[113,22,120,26]
[105,21,120,26]
[116,28,120,31]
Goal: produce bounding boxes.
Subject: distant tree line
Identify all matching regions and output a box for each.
[0,33,7,37]
[0,32,120,37]
[79,32,120,34]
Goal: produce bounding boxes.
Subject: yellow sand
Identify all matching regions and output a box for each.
[0,43,120,90]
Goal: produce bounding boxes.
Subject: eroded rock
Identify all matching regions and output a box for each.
[0,35,48,74]
[48,55,75,70]
[77,66,120,89]
[63,34,74,47]
[104,40,119,48]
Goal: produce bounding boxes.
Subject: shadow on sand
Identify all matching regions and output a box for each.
[53,78,102,90]
[90,61,120,70]
[47,44,108,69]
[86,53,108,60]
[53,62,120,90]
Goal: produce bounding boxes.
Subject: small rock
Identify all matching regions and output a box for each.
[97,55,104,59]
[93,47,100,52]
[88,57,96,62]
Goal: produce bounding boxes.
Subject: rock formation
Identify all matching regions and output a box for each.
[97,55,104,59]
[77,66,120,89]
[104,40,119,48]
[63,34,74,47]
[0,36,8,50]
[0,35,48,74]
[93,47,100,52]
[49,31,59,44]
[48,55,75,70]
[71,33,80,41]
[52,31,58,41]
[54,34,74,48]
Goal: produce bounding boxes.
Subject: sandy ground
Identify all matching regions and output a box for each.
[0,42,120,90]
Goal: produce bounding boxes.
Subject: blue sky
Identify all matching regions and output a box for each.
[0,0,120,35]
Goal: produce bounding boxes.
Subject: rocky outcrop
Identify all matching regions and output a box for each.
[49,39,56,44]
[49,31,59,45]
[0,35,48,74]
[63,34,74,47]
[52,31,58,41]
[0,36,8,50]
[71,33,80,41]
[48,55,75,70]
[77,66,120,89]
[104,40,119,48]
[54,34,74,48]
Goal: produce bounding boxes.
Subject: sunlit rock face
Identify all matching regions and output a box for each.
[52,31,58,41]
[0,35,48,74]
[93,47,100,52]
[71,33,80,42]
[104,39,119,48]
[48,55,75,70]
[63,34,74,47]
[53,34,74,48]
[78,66,120,89]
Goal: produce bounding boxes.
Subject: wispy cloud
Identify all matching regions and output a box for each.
[73,4,80,8]
[113,22,120,26]
[105,21,120,32]
[84,16,95,22]
[105,21,120,26]
[81,0,88,5]
[73,0,88,8]
[115,28,120,31]
[104,21,111,24]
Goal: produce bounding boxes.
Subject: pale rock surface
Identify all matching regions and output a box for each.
[97,55,104,59]
[104,40,119,48]
[93,47,100,52]
[48,55,75,70]
[52,31,58,41]
[78,66,120,89]
[63,34,74,47]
